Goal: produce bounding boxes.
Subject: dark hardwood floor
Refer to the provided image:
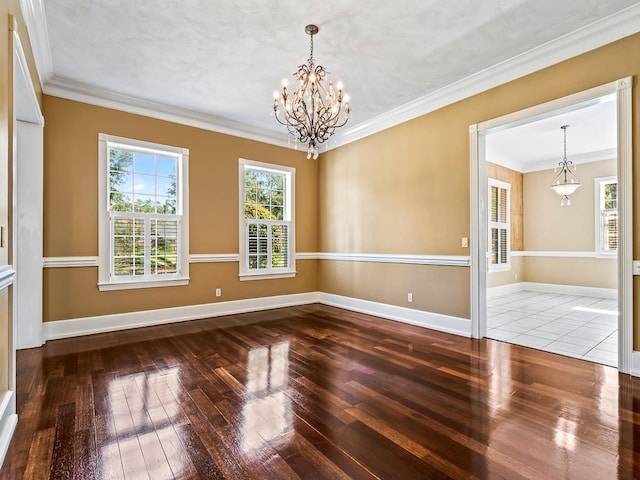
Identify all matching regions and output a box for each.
[1,304,639,479]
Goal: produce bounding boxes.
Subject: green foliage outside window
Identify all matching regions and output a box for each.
[109,148,179,276]
[244,169,288,270]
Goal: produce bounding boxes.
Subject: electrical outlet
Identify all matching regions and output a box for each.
[407,293,413,303]
[215,288,222,297]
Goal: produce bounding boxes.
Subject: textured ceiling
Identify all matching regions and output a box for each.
[486,95,618,171]
[42,0,638,143]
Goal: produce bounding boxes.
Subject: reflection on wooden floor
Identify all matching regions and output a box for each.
[1,304,638,479]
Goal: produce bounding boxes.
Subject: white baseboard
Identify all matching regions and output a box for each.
[0,391,17,471]
[486,282,524,299]
[488,281,617,299]
[319,293,471,337]
[44,292,321,340]
[43,291,472,341]
[631,352,640,377]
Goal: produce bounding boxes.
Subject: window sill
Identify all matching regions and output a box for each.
[488,265,511,273]
[239,271,297,281]
[98,277,190,291]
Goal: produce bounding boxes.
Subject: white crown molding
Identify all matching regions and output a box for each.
[491,148,617,173]
[331,3,640,150]
[19,0,53,86]
[44,76,292,149]
[20,3,640,152]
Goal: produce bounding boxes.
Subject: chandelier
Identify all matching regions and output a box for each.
[273,24,351,160]
[551,125,581,206]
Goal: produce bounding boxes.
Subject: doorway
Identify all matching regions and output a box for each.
[469,78,632,373]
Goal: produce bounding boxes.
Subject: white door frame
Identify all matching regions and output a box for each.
[13,22,44,351]
[470,78,633,374]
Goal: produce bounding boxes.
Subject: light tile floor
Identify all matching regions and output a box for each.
[487,290,618,367]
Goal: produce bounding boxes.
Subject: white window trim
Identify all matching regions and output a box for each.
[239,158,296,280]
[488,178,511,272]
[595,175,617,258]
[98,133,190,291]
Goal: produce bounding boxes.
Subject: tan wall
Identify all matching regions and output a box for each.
[486,162,523,251]
[319,261,470,319]
[524,159,616,251]
[320,32,640,336]
[487,256,524,288]
[43,96,319,321]
[522,159,617,289]
[524,257,617,289]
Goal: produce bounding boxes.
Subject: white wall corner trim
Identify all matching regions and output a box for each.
[318,253,470,267]
[43,256,99,268]
[0,391,17,471]
[319,293,471,337]
[44,292,322,340]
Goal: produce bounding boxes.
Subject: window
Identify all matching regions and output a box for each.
[98,134,189,290]
[239,159,295,280]
[595,176,617,257]
[488,178,510,271]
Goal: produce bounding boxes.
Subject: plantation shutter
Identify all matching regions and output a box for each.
[488,179,510,269]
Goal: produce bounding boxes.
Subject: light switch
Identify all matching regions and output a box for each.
[633,261,640,275]
[461,237,469,248]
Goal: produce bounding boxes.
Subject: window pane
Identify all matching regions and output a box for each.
[491,228,498,265]
[272,224,289,268]
[109,149,133,173]
[114,257,133,276]
[499,229,508,264]
[244,168,286,221]
[604,182,617,209]
[490,186,498,223]
[499,188,507,223]
[150,219,179,276]
[157,156,177,177]
[603,210,618,252]
[110,192,133,212]
[134,194,156,213]
[105,138,184,284]
[112,217,145,277]
[134,153,155,175]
